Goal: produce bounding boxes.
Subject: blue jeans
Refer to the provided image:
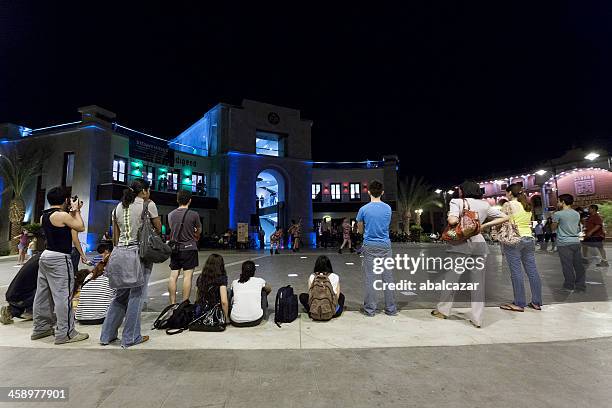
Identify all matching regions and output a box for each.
[557,244,586,290]
[362,243,397,315]
[502,237,542,307]
[100,264,152,348]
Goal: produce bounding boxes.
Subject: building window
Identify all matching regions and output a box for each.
[62,152,75,187]
[142,165,155,187]
[167,170,180,191]
[330,183,341,201]
[113,156,127,183]
[312,183,322,201]
[192,172,207,195]
[350,183,361,200]
[255,130,285,157]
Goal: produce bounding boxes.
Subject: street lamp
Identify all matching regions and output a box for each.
[535,169,547,176]
[585,152,600,161]
[434,189,442,194]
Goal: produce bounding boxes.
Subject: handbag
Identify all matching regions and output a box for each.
[441,199,481,242]
[105,245,144,289]
[139,200,172,263]
[168,209,190,256]
[497,202,522,246]
[188,287,226,332]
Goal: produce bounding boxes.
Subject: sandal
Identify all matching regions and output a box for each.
[431,310,447,319]
[527,302,542,311]
[499,303,524,312]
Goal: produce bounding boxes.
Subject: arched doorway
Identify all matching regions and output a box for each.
[256,169,286,245]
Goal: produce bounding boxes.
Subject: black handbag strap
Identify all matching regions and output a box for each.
[172,209,190,242]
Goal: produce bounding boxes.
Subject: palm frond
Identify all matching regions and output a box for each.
[0,144,45,199]
[398,176,443,214]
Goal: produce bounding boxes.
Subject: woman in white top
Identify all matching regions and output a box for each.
[431,181,505,328]
[100,179,161,347]
[299,255,345,318]
[229,261,272,327]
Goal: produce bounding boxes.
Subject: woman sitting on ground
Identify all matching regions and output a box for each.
[299,255,345,318]
[195,253,229,322]
[75,243,116,325]
[229,260,272,327]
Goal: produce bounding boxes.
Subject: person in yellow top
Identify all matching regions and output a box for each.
[481,183,543,312]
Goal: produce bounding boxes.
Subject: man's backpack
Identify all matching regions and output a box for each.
[308,274,337,321]
[152,299,194,335]
[274,286,298,327]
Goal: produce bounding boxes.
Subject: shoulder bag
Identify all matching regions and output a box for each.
[441,199,481,242]
[168,209,190,255]
[497,202,522,246]
[105,208,144,289]
[139,200,172,263]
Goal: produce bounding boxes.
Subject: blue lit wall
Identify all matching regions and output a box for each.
[226,151,313,246]
[168,105,222,157]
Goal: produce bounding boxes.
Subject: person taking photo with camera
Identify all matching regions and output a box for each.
[31,187,89,344]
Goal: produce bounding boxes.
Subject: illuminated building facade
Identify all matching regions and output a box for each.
[0,100,398,250]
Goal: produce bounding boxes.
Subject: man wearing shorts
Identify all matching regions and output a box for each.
[167,190,202,304]
[582,204,608,267]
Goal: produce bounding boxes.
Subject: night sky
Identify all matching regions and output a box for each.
[2,2,612,185]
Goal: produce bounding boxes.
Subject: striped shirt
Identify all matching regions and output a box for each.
[75,273,116,321]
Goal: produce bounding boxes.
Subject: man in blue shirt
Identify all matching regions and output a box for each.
[552,194,586,291]
[356,179,398,317]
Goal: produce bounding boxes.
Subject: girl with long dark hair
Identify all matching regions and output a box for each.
[482,183,543,312]
[196,253,229,321]
[100,179,161,348]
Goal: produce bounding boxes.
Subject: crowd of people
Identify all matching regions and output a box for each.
[0,176,609,346]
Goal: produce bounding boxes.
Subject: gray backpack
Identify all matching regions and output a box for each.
[139,200,172,263]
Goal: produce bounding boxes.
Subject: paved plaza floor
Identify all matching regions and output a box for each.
[1,244,612,407]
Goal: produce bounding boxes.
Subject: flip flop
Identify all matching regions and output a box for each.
[499,303,524,312]
[527,302,542,311]
[431,310,447,319]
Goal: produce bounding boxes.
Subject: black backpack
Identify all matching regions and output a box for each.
[274,286,298,327]
[152,299,194,335]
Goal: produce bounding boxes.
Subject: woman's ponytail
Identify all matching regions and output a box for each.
[121,179,146,208]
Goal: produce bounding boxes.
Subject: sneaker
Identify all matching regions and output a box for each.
[20,312,33,321]
[0,305,13,325]
[596,260,610,267]
[31,328,54,340]
[55,332,89,345]
[270,249,273,255]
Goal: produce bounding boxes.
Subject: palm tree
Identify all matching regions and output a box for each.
[398,176,443,233]
[0,144,44,253]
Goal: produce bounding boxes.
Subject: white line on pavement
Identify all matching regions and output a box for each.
[147,254,269,286]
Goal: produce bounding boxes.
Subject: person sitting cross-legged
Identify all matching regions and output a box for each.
[229,261,271,327]
[299,255,345,319]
